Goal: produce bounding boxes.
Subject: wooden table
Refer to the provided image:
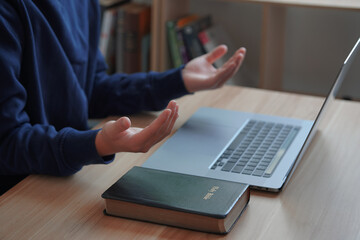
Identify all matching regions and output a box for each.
[1,86,360,239]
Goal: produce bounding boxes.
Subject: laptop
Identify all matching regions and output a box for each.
[143,38,360,192]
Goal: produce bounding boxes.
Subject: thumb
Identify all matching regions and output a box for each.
[103,117,131,134]
[114,117,131,132]
[96,117,132,156]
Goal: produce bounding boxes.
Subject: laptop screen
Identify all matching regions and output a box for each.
[284,37,360,185]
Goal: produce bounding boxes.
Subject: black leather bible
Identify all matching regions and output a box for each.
[102,166,250,234]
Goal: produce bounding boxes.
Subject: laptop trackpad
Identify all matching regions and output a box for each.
[143,108,248,172]
[167,118,239,157]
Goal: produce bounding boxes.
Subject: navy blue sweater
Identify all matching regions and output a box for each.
[0,0,188,176]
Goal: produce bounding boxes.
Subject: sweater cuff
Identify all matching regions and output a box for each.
[150,65,190,101]
[61,128,114,171]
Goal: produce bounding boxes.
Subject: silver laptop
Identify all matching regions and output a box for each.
[143,38,360,192]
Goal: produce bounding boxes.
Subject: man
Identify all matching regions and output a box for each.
[0,1,246,193]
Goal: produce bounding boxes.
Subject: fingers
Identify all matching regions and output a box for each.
[222,47,246,70]
[142,101,178,139]
[205,45,228,64]
[152,100,179,138]
[114,117,131,132]
[164,101,179,134]
[211,47,246,88]
[141,101,179,150]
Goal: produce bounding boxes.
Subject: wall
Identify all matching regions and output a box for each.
[189,0,360,99]
[284,6,360,99]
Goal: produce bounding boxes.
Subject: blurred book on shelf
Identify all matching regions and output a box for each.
[198,25,237,69]
[166,14,198,68]
[166,14,212,68]
[181,15,212,60]
[99,7,117,74]
[100,0,130,9]
[99,1,151,74]
[99,0,130,25]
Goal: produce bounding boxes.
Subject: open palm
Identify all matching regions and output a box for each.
[95,101,179,156]
[182,45,246,93]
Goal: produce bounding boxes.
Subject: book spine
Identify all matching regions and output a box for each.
[176,31,190,64]
[107,11,117,74]
[99,10,114,58]
[100,0,131,9]
[138,6,151,72]
[123,5,151,74]
[141,34,151,72]
[180,15,212,60]
[123,9,137,74]
[101,9,117,74]
[181,25,204,60]
[198,29,221,68]
[115,7,125,73]
[166,20,183,68]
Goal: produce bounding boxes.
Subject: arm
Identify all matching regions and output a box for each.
[89,45,246,117]
[94,45,246,157]
[0,3,109,176]
[88,50,188,118]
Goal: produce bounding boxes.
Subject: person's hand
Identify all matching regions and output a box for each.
[95,100,179,156]
[182,45,246,93]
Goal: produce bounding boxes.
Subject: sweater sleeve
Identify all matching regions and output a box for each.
[88,49,189,118]
[0,3,112,176]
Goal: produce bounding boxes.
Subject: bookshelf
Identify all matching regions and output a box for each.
[150,0,360,90]
[150,0,189,72]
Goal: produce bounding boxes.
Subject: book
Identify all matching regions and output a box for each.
[99,0,130,22]
[102,166,250,234]
[141,34,151,72]
[166,20,182,68]
[166,14,199,67]
[99,8,117,74]
[115,5,126,73]
[99,0,131,74]
[180,15,212,60]
[100,0,130,9]
[122,3,151,73]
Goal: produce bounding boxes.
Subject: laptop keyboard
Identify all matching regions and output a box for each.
[210,120,300,178]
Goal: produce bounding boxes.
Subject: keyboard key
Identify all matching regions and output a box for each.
[242,169,253,175]
[245,166,255,171]
[221,162,236,172]
[237,162,247,167]
[257,165,267,170]
[252,169,264,176]
[232,165,244,173]
[248,162,257,167]
[228,157,238,163]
